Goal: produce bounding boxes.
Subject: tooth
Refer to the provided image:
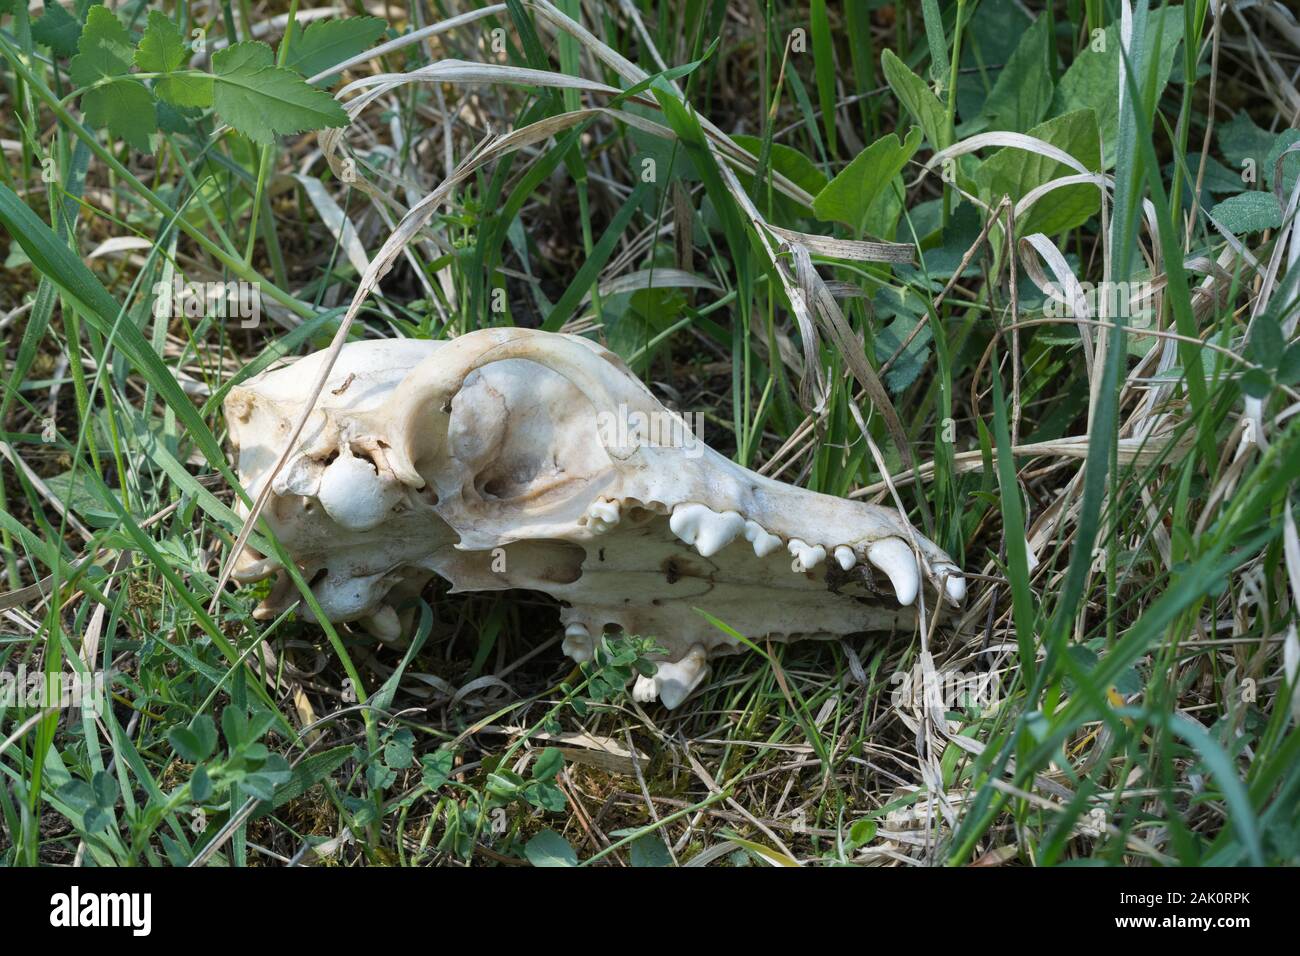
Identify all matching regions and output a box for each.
[655,646,709,709]
[695,510,745,557]
[744,520,783,557]
[632,674,659,703]
[587,499,620,533]
[833,545,857,571]
[362,605,402,642]
[562,622,594,663]
[669,503,711,546]
[936,565,966,603]
[787,538,826,571]
[867,538,920,606]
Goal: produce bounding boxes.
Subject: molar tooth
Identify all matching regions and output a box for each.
[586,499,620,533]
[867,538,920,606]
[833,545,857,571]
[787,538,826,571]
[695,510,745,557]
[562,622,594,663]
[668,503,711,546]
[743,520,783,557]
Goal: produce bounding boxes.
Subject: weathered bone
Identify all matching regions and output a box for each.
[224,329,965,709]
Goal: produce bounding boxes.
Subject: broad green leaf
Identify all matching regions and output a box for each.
[1264,130,1300,194]
[629,833,672,867]
[136,10,212,108]
[814,127,922,232]
[1217,112,1275,170]
[81,79,157,153]
[1210,191,1283,234]
[31,2,81,57]
[973,108,1101,237]
[212,41,349,144]
[731,133,828,217]
[525,829,578,867]
[168,715,217,762]
[881,48,952,150]
[68,5,135,86]
[975,14,1053,133]
[1052,5,1184,168]
[531,747,564,781]
[213,39,274,74]
[420,749,455,790]
[68,4,157,151]
[282,16,387,86]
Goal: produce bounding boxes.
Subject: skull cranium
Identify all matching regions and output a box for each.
[224,329,965,708]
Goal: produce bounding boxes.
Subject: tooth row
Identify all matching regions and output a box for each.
[665,503,964,608]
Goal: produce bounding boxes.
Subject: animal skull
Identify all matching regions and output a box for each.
[224,329,965,709]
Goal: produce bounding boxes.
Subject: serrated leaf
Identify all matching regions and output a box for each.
[814,127,922,232]
[212,44,349,144]
[881,49,951,150]
[135,11,185,72]
[31,2,81,58]
[975,14,1053,133]
[213,40,275,74]
[1051,6,1184,168]
[973,108,1101,237]
[81,79,157,152]
[525,829,578,867]
[1218,112,1274,169]
[282,16,388,86]
[68,5,135,86]
[136,10,213,108]
[1210,191,1282,234]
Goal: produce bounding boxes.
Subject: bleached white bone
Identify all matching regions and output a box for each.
[224,330,966,709]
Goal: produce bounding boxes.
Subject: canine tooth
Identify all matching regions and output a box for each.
[695,510,745,557]
[867,538,920,606]
[587,499,620,533]
[787,538,826,571]
[744,520,783,557]
[562,622,594,663]
[833,545,857,571]
[669,503,711,546]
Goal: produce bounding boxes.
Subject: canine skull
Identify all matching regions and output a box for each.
[224,329,964,709]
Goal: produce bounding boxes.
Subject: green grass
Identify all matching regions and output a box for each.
[1,0,1299,867]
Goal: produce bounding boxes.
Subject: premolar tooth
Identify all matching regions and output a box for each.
[669,503,711,546]
[587,499,620,533]
[695,510,745,557]
[833,545,857,571]
[936,564,966,603]
[867,538,920,606]
[744,520,783,557]
[562,622,594,663]
[787,538,826,572]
